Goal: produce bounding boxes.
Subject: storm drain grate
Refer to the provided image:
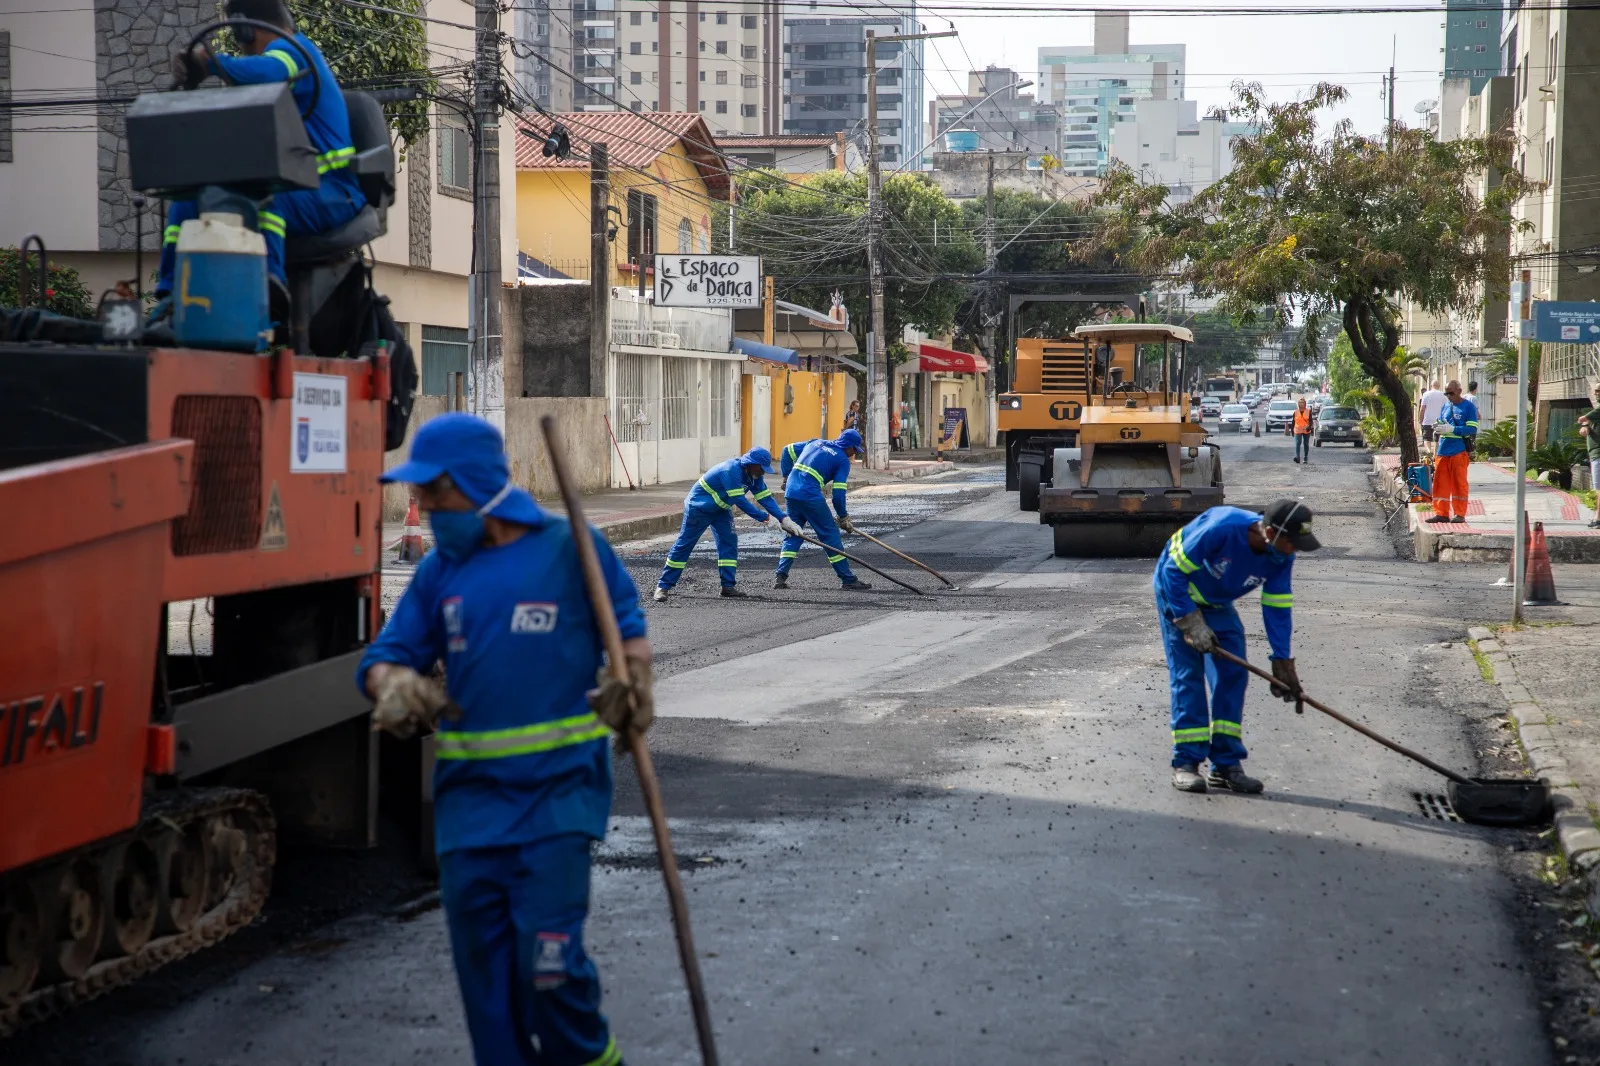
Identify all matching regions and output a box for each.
[1414,792,1462,822]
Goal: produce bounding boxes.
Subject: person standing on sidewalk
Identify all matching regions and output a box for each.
[1425,380,1479,525]
[654,447,802,601]
[1418,380,1447,444]
[1292,397,1312,464]
[1578,383,1600,528]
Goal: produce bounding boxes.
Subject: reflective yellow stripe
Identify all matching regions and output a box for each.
[1172,727,1211,743]
[833,479,848,491]
[1211,720,1243,738]
[436,713,610,760]
[1168,532,1200,574]
[265,49,299,77]
[780,550,798,559]
[1187,582,1211,607]
[726,487,746,497]
[581,1037,622,1066]
[717,558,737,567]
[827,554,845,563]
[795,463,826,486]
[163,224,181,245]
[697,478,731,509]
[1260,592,1293,608]
[258,211,286,238]
[753,489,772,501]
[315,146,356,174]
[665,559,687,569]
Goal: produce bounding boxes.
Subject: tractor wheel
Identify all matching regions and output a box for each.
[1019,461,1041,512]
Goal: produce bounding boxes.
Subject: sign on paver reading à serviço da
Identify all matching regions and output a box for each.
[653,254,761,308]
[1533,300,1600,344]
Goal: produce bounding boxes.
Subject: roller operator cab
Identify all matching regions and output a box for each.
[0,36,420,1035]
[1013,324,1224,558]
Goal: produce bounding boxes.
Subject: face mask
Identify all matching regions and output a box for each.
[1266,540,1294,563]
[428,481,513,562]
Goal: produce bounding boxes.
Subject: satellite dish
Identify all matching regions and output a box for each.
[1415,99,1439,114]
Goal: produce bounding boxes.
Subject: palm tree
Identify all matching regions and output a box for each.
[1483,341,1540,411]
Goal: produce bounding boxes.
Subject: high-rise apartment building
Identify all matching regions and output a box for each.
[1108,98,1253,203]
[1037,12,1185,177]
[783,12,926,167]
[929,67,1060,160]
[1445,0,1502,91]
[514,0,620,111]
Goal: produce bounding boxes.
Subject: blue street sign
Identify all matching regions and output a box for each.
[1533,301,1600,343]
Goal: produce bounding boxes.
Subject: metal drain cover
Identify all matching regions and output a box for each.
[1414,792,1462,822]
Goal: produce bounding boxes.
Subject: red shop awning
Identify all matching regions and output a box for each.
[912,342,990,374]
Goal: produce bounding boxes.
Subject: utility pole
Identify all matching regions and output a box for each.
[982,150,998,448]
[474,0,505,432]
[864,26,956,470]
[590,143,611,398]
[1512,268,1532,622]
[1385,63,1395,149]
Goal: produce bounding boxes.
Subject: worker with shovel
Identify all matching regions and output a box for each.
[653,447,802,601]
[775,429,871,591]
[1155,499,1320,794]
[358,413,653,1066]
[779,437,819,479]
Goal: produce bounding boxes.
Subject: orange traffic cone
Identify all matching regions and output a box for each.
[396,496,427,562]
[1523,520,1564,606]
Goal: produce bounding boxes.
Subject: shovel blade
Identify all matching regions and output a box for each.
[1447,777,1552,827]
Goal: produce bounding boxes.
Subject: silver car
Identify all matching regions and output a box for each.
[1218,403,1251,432]
[1314,404,1365,447]
[1264,399,1299,431]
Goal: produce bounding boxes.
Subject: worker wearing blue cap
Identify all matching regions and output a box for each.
[654,446,802,601]
[357,413,649,1066]
[774,429,871,591]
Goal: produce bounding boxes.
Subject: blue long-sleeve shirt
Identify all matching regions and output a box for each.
[1153,506,1295,659]
[211,34,365,202]
[356,510,645,855]
[784,439,852,517]
[687,457,784,522]
[1434,397,1480,458]
[780,438,819,479]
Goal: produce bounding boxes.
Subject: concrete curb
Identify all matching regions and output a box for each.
[1468,625,1600,918]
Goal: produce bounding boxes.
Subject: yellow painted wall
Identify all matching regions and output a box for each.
[768,368,847,453]
[515,140,720,286]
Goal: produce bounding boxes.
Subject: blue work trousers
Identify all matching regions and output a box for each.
[157,181,363,291]
[776,496,856,583]
[439,834,622,1066]
[658,506,739,589]
[1156,591,1249,769]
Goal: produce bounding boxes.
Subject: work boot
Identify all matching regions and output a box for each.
[720,586,748,598]
[1172,763,1207,793]
[1207,764,1264,794]
[1424,515,1453,524]
[773,574,789,590]
[841,580,873,591]
[652,587,669,603]
[1449,514,1467,523]
[1293,456,1300,464]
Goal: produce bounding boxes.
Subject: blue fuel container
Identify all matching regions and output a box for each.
[1406,462,1433,501]
[173,213,272,352]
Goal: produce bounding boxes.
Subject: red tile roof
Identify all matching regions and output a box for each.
[515,112,731,199]
[719,134,838,149]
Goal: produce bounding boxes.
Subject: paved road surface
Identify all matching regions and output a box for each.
[11,425,1553,1065]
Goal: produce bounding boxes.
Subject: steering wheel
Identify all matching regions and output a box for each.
[179,19,319,117]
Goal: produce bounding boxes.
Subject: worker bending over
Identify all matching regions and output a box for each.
[654,447,802,601]
[1154,500,1320,794]
[359,414,651,1066]
[157,0,366,320]
[780,437,820,480]
[1425,380,1479,525]
[775,429,871,591]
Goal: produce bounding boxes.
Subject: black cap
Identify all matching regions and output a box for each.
[1263,498,1321,551]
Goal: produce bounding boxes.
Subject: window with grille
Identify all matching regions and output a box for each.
[716,99,728,113]
[742,74,757,88]
[630,11,641,23]
[421,325,470,397]
[630,41,641,53]
[716,70,728,84]
[677,216,693,252]
[439,116,471,194]
[741,103,756,117]
[613,354,652,442]
[711,363,732,437]
[631,70,642,84]
[742,14,757,28]
[716,40,728,53]
[716,11,728,23]
[741,44,756,59]
[661,358,696,440]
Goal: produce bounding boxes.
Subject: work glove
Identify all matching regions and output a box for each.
[171,47,208,90]
[370,666,453,739]
[838,515,857,534]
[1173,610,1218,654]
[1268,657,1302,702]
[588,656,655,753]
[780,516,804,537]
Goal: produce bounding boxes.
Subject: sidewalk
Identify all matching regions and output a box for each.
[1373,454,1600,562]
[380,457,955,558]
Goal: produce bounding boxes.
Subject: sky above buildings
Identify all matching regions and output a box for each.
[929,3,1451,139]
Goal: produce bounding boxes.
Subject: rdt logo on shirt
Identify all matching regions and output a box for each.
[511,602,559,634]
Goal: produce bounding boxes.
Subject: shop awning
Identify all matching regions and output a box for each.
[913,342,990,374]
[733,337,799,366]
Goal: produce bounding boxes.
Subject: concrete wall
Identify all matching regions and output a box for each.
[516,281,595,397]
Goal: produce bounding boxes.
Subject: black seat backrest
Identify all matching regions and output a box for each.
[343,90,396,214]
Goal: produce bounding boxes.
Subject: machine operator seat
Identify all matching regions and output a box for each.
[283,90,396,355]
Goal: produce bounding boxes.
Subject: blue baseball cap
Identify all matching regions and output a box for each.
[835,428,863,453]
[381,413,544,525]
[739,446,776,474]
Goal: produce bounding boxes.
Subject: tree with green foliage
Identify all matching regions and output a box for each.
[1484,340,1540,412]
[1088,82,1527,467]
[1325,331,1368,404]
[1,247,94,318]
[733,169,981,360]
[288,0,432,147]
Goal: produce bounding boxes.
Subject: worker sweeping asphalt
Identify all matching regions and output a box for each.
[779,437,819,479]
[775,429,871,591]
[358,413,652,1066]
[1154,499,1320,794]
[654,447,802,601]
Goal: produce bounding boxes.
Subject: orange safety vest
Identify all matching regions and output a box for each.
[1293,409,1311,434]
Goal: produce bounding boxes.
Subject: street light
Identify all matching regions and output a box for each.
[896,78,1033,174]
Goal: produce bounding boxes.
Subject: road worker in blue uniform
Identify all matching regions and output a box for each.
[774,429,871,591]
[1153,499,1320,794]
[359,413,651,1066]
[779,437,819,480]
[157,0,366,319]
[653,447,802,602]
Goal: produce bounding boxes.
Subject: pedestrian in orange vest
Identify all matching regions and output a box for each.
[1292,398,1312,464]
